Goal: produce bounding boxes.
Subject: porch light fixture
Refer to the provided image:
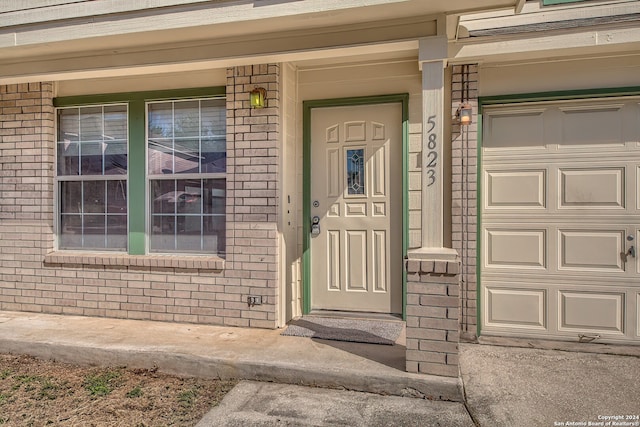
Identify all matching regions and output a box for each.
[456,102,473,126]
[250,87,267,108]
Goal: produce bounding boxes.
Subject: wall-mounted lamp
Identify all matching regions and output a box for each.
[456,102,473,126]
[250,87,267,108]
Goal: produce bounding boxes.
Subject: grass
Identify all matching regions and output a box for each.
[84,370,121,396]
[126,385,143,398]
[0,353,236,426]
[178,388,198,408]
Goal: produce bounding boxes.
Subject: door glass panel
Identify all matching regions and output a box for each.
[347,148,365,195]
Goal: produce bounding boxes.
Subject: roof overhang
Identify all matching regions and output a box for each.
[450,0,640,65]
[0,0,518,84]
[449,23,640,66]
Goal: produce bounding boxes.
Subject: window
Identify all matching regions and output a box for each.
[147,99,226,255]
[56,105,128,250]
[54,88,226,257]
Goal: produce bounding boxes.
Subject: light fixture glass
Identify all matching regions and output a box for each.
[250,87,267,108]
[458,102,472,126]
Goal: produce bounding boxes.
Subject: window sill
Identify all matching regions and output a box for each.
[44,251,224,271]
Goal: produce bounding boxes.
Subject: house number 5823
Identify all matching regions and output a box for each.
[426,115,437,187]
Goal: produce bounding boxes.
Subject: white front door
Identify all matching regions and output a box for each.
[309,103,402,314]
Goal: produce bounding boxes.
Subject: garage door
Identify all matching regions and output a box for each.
[481,97,640,344]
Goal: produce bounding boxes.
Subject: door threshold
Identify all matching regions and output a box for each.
[307,310,403,322]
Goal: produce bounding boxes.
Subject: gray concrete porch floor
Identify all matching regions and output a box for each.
[0,310,460,401]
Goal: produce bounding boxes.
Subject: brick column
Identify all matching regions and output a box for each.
[450,64,479,340]
[225,64,281,328]
[405,258,461,377]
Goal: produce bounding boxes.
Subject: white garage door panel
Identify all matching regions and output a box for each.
[559,291,625,334]
[484,109,545,150]
[559,230,624,272]
[485,229,546,269]
[560,105,624,147]
[637,166,640,210]
[637,293,640,338]
[486,287,546,329]
[559,168,624,209]
[485,170,546,209]
[482,97,640,344]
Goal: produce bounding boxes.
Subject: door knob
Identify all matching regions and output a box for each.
[620,245,635,263]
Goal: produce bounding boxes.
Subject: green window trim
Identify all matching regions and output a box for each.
[54,87,225,108]
[54,86,226,256]
[129,100,146,255]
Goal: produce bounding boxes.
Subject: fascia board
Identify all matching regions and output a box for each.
[449,25,640,64]
[461,1,640,33]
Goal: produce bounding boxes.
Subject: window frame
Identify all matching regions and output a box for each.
[145,97,227,256]
[54,103,130,252]
[53,86,226,257]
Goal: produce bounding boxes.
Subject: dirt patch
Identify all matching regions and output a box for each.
[0,353,236,426]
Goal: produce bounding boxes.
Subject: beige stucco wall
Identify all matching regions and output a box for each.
[55,69,227,96]
[479,54,640,97]
[296,58,425,250]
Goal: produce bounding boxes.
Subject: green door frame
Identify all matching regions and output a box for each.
[302,94,410,318]
[477,85,640,337]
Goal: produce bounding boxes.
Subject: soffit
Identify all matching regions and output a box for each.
[0,0,517,60]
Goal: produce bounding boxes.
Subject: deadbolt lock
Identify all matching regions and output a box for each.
[311,216,320,236]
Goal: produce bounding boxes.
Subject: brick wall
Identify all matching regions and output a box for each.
[451,64,479,340]
[405,259,460,377]
[0,82,55,311]
[0,65,282,328]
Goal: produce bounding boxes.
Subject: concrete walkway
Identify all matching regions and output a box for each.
[2,311,640,427]
[196,381,474,427]
[0,311,459,400]
[460,343,640,427]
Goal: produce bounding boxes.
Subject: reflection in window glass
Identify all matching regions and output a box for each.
[79,106,102,141]
[57,105,128,177]
[174,101,200,137]
[56,104,128,251]
[148,98,226,176]
[148,98,226,256]
[149,178,226,255]
[58,180,127,250]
